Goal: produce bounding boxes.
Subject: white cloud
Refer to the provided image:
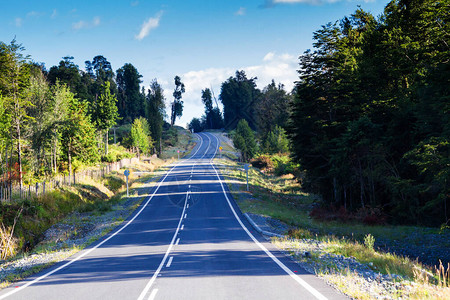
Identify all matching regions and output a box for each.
[235,7,246,16]
[164,52,298,127]
[15,17,22,27]
[93,16,100,26]
[263,52,275,61]
[131,1,139,6]
[27,11,42,17]
[51,9,58,19]
[72,16,101,30]
[135,11,163,41]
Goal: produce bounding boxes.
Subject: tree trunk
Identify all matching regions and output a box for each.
[68,141,72,181]
[105,130,109,155]
[16,124,23,197]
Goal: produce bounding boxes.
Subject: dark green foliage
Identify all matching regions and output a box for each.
[289,0,449,226]
[47,56,90,101]
[188,118,203,133]
[201,88,224,130]
[219,70,260,129]
[264,125,290,154]
[233,119,258,162]
[146,79,166,155]
[162,123,178,147]
[256,80,292,139]
[116,63,144,124]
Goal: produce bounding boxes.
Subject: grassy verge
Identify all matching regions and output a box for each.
[216,156,450,299]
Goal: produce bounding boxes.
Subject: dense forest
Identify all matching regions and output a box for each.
[289,0,448,226]
[190,0,449,227]
[0,41,187,196]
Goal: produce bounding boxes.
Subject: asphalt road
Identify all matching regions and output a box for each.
[0,132,347,300]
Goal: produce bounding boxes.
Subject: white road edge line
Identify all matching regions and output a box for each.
[206,133,329,300]
[148,289,158,300]
[166,256,174,268]
[0,134,206,300]
[137,133,212,300]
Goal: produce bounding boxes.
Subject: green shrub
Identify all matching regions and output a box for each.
[272,154,297,176]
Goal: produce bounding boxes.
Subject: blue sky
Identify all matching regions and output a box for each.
[1,0,390,126]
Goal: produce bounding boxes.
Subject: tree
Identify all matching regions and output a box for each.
[201,88,223,129]
[289,1,449,225]
[0,39,32,192]
[188,118,203,133]
[233,119,257,162]
[264,125,290,154]
[170,75,185,126]
[91,81,119,155]
[219,70,260,129]
[256,80,292,139]
[146,79,166,155]
[130,117,153,158]
[27,69,53,175]
[61,93,99,177]
[116,63,144,124]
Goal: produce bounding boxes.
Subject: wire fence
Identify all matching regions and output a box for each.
[0,157,140,202]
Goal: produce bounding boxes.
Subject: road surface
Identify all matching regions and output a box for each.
[0,132,347,300]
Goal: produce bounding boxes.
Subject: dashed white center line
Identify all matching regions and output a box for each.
[148,289,158,300]
[166,257,173,268]
[181,224,184,230]
[175,238,180,245]
[184,214,187,219]
[187,203,189,208]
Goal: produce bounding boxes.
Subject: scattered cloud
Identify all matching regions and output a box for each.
[131,1,139,6]
[15,17,22,27]
[135,11,163,41]
[27,11,44,17]
[235,7,246,16]
[263,52,275,61]
[51,9,58,19]
[72,16,101,30]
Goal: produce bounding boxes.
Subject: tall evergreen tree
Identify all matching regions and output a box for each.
[219,70,260,129]
[116,63,144,124]
[146,79,166,155]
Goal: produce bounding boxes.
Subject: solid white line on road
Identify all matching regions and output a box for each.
[0,135,207,300]
[206,133,329,300]
[148,289,158,300]
[181,224,184,230]
[175,238,180,245]
[166,257,173,268]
